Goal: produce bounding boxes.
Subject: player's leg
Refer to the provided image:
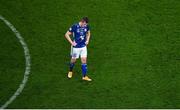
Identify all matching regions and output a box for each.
[80,46,92,81]
[69,58,76,72]
[68,47,79,78]
[81,57,87,76]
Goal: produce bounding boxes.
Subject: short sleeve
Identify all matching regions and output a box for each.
[69,24,75,33]
[87,25,90,32]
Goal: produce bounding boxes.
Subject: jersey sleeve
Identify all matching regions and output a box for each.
[87,25,90,32]
[68,24,75,33]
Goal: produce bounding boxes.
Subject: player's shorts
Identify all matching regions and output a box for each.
[71,46,87,59]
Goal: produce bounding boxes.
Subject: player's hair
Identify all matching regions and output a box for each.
[81,17,89,23]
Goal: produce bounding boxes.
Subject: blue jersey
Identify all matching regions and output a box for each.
[69,23,90,48]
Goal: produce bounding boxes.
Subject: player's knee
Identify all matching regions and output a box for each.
[71,58,77,63]
[81,57,87,64]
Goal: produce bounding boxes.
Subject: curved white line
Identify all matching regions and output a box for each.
[0,15,31,109]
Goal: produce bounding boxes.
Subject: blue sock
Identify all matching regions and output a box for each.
[81,63,87,77]
[69,63,75,71]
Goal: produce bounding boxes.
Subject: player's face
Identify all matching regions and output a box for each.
[81,21,87,27]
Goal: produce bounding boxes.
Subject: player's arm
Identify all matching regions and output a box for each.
[86,31,91,45]
[65,31,76,46]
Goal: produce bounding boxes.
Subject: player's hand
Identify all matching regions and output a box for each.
[85,41,89,45]
[71,41,77,46]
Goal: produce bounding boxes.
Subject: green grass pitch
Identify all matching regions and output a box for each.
[0,0,180,108]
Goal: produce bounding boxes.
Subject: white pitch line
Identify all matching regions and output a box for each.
[0,15,31,109]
